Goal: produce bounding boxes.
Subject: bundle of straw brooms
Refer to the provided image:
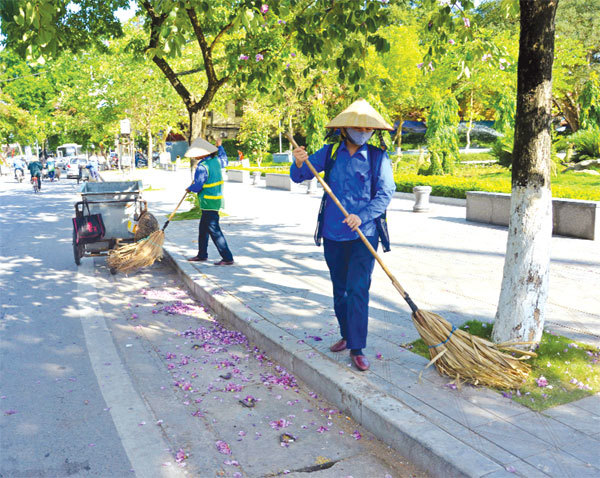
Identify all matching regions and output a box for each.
[107,192,189,275]
[285,133,534,389]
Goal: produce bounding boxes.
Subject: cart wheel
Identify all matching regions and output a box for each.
[110,267,117,275]
[72,230,83,266]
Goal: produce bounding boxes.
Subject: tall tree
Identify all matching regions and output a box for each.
[491,0,558,344]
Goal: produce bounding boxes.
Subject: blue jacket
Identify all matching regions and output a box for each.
[290,141,395,241]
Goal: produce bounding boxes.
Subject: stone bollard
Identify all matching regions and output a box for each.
[306,177,317,194]
[252,171,261,185]
[413,185,432,212]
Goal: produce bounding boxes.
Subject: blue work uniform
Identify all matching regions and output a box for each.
[290,140,395,350]
[188,146,233,262]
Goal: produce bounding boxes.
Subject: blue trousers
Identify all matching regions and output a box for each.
[198,210,233,261]
[323,236,378,350]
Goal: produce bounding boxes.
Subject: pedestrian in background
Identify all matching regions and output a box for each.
[186,137,234,266]
[290,99,395,371]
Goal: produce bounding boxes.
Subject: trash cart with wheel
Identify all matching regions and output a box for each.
[72,181,146,273]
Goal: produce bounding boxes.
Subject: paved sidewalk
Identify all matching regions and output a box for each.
[104,168,600,477]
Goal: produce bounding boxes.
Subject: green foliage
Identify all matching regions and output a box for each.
[237,101,277,168]
[406,320,599,411]
[579,75,600,129]
[491,130,514,168]
[492,91,516,133]
[303,100,328,154]
[424,94,460,175]
[558,126,600,160]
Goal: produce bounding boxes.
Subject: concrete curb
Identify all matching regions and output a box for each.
[162,243,507,478]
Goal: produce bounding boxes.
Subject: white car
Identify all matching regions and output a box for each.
[65,158,87,179]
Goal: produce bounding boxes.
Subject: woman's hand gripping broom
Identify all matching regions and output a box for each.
[286,132,535,389]
[107,191,189,275]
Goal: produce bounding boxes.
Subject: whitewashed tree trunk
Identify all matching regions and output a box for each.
[492,0,558,346]
[493,186,552,343]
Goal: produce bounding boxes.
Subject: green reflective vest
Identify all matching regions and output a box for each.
[199,155,224,210]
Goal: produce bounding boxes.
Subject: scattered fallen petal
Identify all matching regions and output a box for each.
[216,440,232,455]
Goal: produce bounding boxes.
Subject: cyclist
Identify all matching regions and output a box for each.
[27,158,44,191]
[13,157,25,182]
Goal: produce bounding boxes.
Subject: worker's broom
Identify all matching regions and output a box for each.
[285,133,534,389]
[107,192,189,274]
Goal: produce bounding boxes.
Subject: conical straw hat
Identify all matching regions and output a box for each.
[326,98,393,130]
[184,137,218,158]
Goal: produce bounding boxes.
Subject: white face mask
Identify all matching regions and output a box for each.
[346,127,374,146]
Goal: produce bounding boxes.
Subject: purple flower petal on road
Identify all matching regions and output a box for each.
[216,440,232,455]
[4,410,17,415]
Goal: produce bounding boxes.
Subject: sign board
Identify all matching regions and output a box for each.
[120,119,131,135]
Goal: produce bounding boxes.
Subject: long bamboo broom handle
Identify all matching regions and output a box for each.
[161,191,189,231]
[286,133,420,313]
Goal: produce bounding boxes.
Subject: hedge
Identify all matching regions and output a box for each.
[225,165,600,201]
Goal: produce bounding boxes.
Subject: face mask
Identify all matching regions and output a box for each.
[346,127,374,146]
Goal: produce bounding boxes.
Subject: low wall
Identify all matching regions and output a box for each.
[226,169,249,183]
[265,173,292,190]
[466,191,599,240]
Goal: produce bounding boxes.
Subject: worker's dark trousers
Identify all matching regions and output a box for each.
[197,210,233,262]
[323,236,378,350]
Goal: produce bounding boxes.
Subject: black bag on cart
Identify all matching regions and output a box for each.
[73,202,105,244]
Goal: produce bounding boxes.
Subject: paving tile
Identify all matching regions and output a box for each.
[462,387,530,420]
[474,420,554,458]
[559,435,600,469]
[505,410,591,448]
[483,459,552,478]
[522,449,600,478]
[544,401,600,437]
[571,394,600,416]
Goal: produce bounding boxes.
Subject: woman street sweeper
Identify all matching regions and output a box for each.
[290,99,395,371]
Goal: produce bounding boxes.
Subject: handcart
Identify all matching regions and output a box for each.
[72,181,146,271]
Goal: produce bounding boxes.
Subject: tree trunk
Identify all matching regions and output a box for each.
[147,128,153,169]
[492,0,558,345]
[465,91,474,152]
[189,108,205,179]
[554,95,580,133]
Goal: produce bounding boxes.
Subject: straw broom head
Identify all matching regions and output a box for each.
[107,191,190,274]
[107,229,165,274]
[412,309,534,389]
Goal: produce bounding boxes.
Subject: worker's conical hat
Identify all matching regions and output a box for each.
[184,137,218,158]
[326,98,393,131]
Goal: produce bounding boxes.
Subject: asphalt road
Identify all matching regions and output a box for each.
[0,174,426,478]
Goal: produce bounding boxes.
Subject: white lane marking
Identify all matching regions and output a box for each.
[77,261,186,478]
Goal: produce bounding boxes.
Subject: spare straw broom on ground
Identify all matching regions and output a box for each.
[285,133,535,389]
[107,192,189,274]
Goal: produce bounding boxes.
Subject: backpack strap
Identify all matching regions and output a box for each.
[314,143,340,246]
[368,144,391,252]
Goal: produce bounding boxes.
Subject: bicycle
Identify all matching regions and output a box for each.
[31,176,40,193]
[15,169,24,183]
